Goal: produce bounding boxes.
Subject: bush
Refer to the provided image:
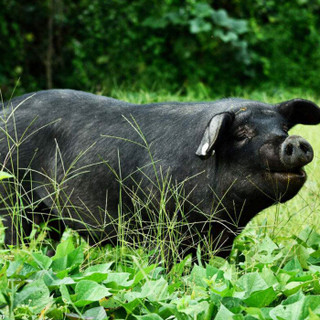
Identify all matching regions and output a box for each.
[1,0,320,96]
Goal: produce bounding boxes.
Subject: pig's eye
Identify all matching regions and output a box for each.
[234,126,255,142]
[234,128,249,141]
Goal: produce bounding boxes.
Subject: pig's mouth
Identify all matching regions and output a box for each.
[263,167,307,202]
[270,168,306,180]
[264,167,307,185]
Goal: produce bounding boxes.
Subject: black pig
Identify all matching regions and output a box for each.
[1,90,320,257]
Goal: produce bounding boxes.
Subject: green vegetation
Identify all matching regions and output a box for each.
[0,89,320,319]
[2,1,320,96]
[1,1,320,317]
[3,228,320,320]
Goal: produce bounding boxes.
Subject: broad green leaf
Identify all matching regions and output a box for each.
[244,307,268,319]
[52,246,84,275]
[308,309,320,320]
[236,272,269,299]
[242,316,258,320]
[244,286,277,308]
[53,237,75,259]
[215,304,235,320]
[208,277,233,297]
[123,277,169,303]
[209,256,227,269]
[31,252,52,270]
[297,227,320,249]
[65,246,84,268]
[312,276,320,294]
[178,300,209,319]
[99,296,122,309]
[103,272,133,288]
[7,260,37,278]
[83,306,108,320]
[0,266,8,306]
[14,279,52,314]
[257,236,283,263]
[140,277,169,301]
[114,297,141,314]
[284,281,304,296]
[222,297,244,314]
[219,261,237,282]
[260,266,279,287]
[283,257,303,273]
[284,290,305,304]
[0,292,8,308]
[205,265,234,297]
[134,314,163,320]
[308,249,320,265]
[190,264,207,287]
[74,280,111,307]
[73,262,113,283]
[206,265,220,279]
[46,306,65,320]
[295,245,310,269]
[158,303,189,320]
[60,284,73,304]
[41,270,75,287]
[270,293,320,320]
[49,276,76,287]
[235,272,277,307]
[257,236,278,254]
[123,291,142,303]
[84,262,113,273]
[277,270,295,288]
[210,292,222,305]
[233,315,245,320]
[309,265,320,273]
[7,260,24,277]
[291,274,313,282]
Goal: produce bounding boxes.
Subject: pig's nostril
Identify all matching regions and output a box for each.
[299,142,310,154]
[285,143,293,156]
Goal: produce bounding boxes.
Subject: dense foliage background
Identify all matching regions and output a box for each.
[1,0,320,96]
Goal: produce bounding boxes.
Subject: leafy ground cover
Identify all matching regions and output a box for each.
[3,227,320,319]
[1,89,320,319]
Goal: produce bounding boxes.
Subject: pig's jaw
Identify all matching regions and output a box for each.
[263,168,307,203]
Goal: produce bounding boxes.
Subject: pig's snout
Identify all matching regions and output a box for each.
[280,135,313,169]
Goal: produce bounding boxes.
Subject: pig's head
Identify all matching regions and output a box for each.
[196,98,320,224]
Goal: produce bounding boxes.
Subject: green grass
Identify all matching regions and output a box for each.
[1,88,320,319]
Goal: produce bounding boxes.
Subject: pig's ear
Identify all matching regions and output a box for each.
[196,112,234,159]
[277,99,320,126]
